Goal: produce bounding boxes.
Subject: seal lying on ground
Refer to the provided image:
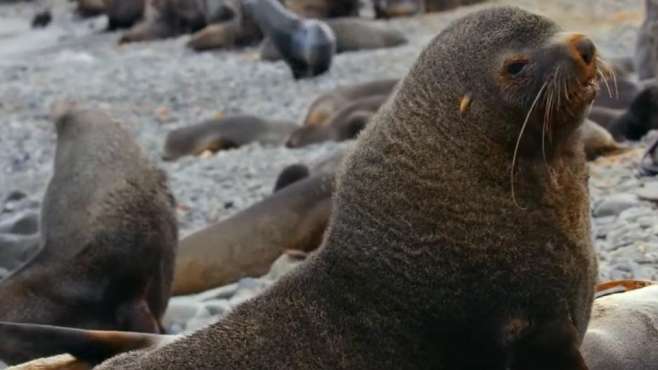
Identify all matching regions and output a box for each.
[259,18,407,62]
[172,171,334,295]
[286,94,388,147]
[0,104,178,365]
[86,7,599,369]
[243,0,336,79]
[373,0,423,19]
[301,79,399,127]
[606,84,658,141]
[104,0,145,30]
[161,114,298,161]
[281,0,360,18]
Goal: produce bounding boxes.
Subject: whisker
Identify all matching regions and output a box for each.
[511,81,548,209]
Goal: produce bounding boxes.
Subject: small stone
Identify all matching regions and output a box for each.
[194,283,239,302]
[593,193,640,218]
[636,182,658,201]
[162,299,204,331]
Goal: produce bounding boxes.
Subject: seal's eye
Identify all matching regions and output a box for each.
[505,60,528,76]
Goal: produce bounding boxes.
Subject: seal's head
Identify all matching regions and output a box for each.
[391,6,609,157]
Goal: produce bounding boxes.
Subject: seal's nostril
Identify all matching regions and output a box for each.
[574,37,595,66]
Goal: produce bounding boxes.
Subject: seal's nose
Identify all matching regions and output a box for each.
[571,37,596,66]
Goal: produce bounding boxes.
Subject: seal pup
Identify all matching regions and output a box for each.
[185,0,263,51]
[95,7,600,369]
[0,105,178,365]
[76,0,106,17]
[286,94,388,148]
[103,0,145,30]
[580,119,628,161]
[373,0,423,18]
[173,172,334,295]
[301,79,399,127]
[162,114,298,161]
[607,84,658,141]
[259,19,407,61]
[243,0,336,79]
[634,0,658,80]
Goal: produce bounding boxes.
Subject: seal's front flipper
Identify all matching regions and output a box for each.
[0,321,175,366]
[512,319,589,370]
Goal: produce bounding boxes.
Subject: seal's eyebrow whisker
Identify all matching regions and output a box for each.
[511,81,549,209]
[597,69,613,99]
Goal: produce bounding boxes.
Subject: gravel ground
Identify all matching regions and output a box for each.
[0,0,656,365]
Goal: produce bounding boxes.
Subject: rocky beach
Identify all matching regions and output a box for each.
[0,0,656,367]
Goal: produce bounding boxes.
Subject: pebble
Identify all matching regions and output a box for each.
[592,193,641,218]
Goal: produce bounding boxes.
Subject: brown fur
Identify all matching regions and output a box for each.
[582,284,658,370]
[425,0,486,13]
[103,0,145,30]
[0,106,178,365]
[373,0,423,18]
[97,7,597,369]
[580,119,628,160]
[287,94,388,148]
[260,18,407,60]
[76,0,106,17]
[634,0,658,80]
[300,79,399,127]
[162,115,297,161]
[282,0,360,18]
[172,172,334,295]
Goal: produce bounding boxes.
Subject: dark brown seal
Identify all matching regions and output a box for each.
[172,171,334,295]
[634,0,658,80]
[580,119,628,160]
[282,0,360,18]
[259,18,407,61]
[286,94,388,148]
[243,0,336,79]
[300,79,398,127]
[103,0,145,30]
[162,114,298,161]
[425,0,486,12]
[91,8,600,369]
[76,0,106,18]
[0,105,178,365]
[373,0,423,19]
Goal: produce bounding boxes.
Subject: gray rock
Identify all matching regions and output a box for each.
[193,282,239,302]
[162,298,204,334]
[593,194,641,218]
[0,210,39,235]
[0,233,39,271]
[636,181,658,201]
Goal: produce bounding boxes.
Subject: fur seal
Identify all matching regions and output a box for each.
[282,0,360,18]
[607,84,658,141]
[121,0,243,45]
[76,0,106,17]
[93,7,600,369]
[373,0,423,19]
[259,18,407,61]
[634,0,658,80]
[0,105,178,365]
[580,119,628,160]
[185,0,263,51]
[172,171,334,295]
[104,0,145,30]
[286,94,388,148]
[162,114,298,161]
[301,79,399,127]
[243,0,336,79]
[425,0,486,13]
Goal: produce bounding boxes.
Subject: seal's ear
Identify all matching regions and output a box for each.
[511,319,589,370]
[274,163,311,193]
[0,322,175,366]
